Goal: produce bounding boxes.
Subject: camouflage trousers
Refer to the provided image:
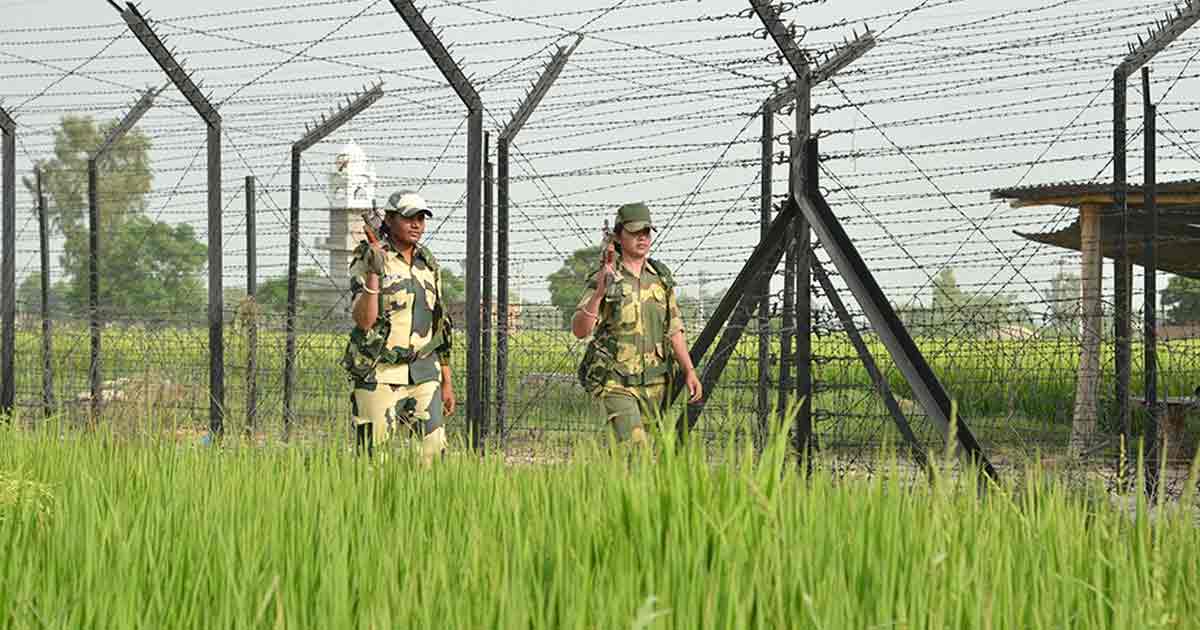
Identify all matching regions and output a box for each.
[601,379,667,444]
[351,380,447,464]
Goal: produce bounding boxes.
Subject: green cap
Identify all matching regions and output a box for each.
[615,202,656,233]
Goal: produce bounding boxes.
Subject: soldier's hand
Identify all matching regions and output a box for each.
[441,381,456,417]
[685,369,703,404]
[594,243,617,291]
[364,241,388,276]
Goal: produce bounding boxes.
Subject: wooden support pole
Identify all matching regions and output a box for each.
[1072,204,1103,456]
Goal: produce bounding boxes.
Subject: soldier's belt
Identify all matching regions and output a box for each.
[377,342,436,365]
[613,363,671,386]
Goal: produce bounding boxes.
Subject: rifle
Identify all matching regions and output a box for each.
[361,202,385,246]
[601,219,621,302]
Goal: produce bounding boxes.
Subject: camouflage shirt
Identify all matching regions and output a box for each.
[578,259,684,386]
[342,239,452,386]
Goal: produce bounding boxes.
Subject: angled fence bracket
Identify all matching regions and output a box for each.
[114,1,226,436]
[283,84,384,437]
[389,0,487,451]
[1110,0,1200,463]
[739,0,875,457]
[84,83,165,423]
[496,34,582,443]
[798,139,997,481]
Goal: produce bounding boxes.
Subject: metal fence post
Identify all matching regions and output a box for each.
[389,0,486,452]
[482,132,493,439]
[0,106,14,419]
[496,137,510,443]
[756,102,774,450]
[1113,71,1131,445]
[793,75,813,458]
[36,167,53,419]
[114,1,229,436]
[466,108,484,449]
[495,36,581,446]
[86,158,100,423]
[284,146,301,435]
[283,85,384,438]
[207,124,225,437]
[87,84,162,426]
[751,0,874,458]
[778,134,796,420]
[1143,67,1159,495]
[1112,2,1200,454]
[245,176,258,437]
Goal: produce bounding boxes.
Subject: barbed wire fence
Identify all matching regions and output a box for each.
[2,0,1200,490]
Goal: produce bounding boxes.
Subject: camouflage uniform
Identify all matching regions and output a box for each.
[341,194,452,462]
[578,203,685,443]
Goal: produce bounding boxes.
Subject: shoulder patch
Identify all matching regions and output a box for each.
[417,245,440,271]
[648,258,675,289]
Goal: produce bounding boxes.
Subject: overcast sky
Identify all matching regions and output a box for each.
[2,0,1197,314]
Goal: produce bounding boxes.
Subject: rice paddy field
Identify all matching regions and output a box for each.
[10,321,1200,455]
[2,421,1200,629]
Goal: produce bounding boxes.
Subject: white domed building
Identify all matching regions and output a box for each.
[297,142,378,324]
[323,142,377,276]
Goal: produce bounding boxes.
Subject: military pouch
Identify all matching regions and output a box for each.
[340,321,391,383]
[577,337,614,397]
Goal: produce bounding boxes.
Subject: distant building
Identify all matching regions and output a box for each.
[446,302,525,333]
[322,142,377,278]
[298,142,378,326]
[1159,323,1200,340]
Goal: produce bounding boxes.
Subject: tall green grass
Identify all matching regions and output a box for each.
[2,422,1198,629]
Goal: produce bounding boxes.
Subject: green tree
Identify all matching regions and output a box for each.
[1047,269,1081,332]
[931,268,967,312]
[547,245,602,327]
[926,267,1033,335]
[440,266,465,304]
[895,297,935,333]
[22,115,207,318]
[676,284,728,327]
[256,269,329,321]
[1162,274,1200,324]
[16,273,65,315]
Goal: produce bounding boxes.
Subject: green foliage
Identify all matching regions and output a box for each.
[897,267,1033,335]
[255,269,331,321]
[676,284,728,325]
[440,265,465,304]
[22,115,208,317]
[1047,268,1081,332]
[87,216,206,318]
[16,273,65,314]
[24,115,152,238]
[2,427,1198,628]
[546,245,602,327]
[1162,274,1200,324]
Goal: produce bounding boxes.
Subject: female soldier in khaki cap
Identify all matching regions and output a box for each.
[572,202,703,444]
[342,190,455,464]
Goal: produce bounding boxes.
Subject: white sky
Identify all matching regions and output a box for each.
[1,0,1197,315]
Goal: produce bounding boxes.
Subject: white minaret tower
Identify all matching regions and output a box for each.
[321,141,377,280]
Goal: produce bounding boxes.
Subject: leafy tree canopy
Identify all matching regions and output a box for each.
[22,115,207,319]
[547,246,602,327]
[1162,274,1200,324]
